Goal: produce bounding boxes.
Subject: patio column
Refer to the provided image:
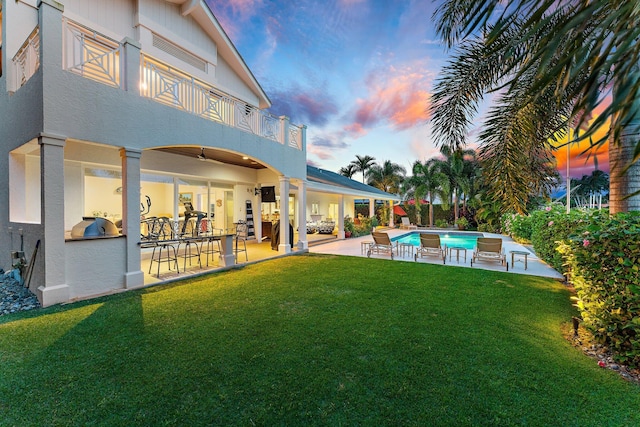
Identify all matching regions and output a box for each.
[337,195,345,239]
[120,148,144,289]
[389,200,394,227]
[37,133,70,307]
[121,37,141,93]
[369,198,375,219]
[278,176,291,253]
[297,179,308,250]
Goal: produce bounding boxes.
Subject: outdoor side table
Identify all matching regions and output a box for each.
[510,250,529,270]
[448,246,467,263]
[361,241,373,254]
[399,242,414,258]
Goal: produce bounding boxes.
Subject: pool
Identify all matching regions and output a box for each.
[393,231,484,249]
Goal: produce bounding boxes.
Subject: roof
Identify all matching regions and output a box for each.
[169,0,271,108]
[306,165,401,200]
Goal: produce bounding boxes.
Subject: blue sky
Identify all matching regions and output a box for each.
[205,0,464,175]
[206,0,604,180]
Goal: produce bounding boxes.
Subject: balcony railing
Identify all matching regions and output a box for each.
[63,19,121,88]
[61,19,303,150]
[12,26,40,90]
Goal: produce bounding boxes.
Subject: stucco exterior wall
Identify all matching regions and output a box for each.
[64,237,127,300]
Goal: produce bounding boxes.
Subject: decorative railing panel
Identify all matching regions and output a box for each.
[63,20,121,88]
[141,55,299,146]
[56,19,304,150]
[13,27,40,90]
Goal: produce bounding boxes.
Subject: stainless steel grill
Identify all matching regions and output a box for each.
[70,217,120,238]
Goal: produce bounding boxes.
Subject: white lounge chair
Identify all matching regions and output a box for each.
[414,234,445,264]
[471,237,508,271]
[400,216,418,230]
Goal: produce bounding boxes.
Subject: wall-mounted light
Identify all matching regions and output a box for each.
[197,148,206,161]
[254,188,261,196]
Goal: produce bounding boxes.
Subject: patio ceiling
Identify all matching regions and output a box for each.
[154,147,267,169]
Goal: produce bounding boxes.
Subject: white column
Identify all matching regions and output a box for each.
[389,200,394,227]
[121,37,141,93]
[278,176,291,253]
[337,195,345,239]
[37,133,70,307]
[120,148,144,289]
[369,198,375,218]
[297,180,308,250]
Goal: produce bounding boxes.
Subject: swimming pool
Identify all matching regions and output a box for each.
[393,231,484,249]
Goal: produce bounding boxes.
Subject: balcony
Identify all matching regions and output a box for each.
[12,19,303,151]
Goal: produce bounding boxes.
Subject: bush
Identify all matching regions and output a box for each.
[502,212,533,243]
[353,215,378,237]
[435,219,449,228]
[557,211,640,366]
[529,206,590,274]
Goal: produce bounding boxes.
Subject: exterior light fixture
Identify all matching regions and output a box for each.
[197,148,206,161]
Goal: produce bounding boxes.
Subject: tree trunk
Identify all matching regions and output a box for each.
[609,131,640,213]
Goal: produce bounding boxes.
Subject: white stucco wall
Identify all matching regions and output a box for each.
[65,237,127,300]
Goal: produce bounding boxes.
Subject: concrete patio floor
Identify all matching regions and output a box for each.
[140,228,564,286]
[309,228,565,280]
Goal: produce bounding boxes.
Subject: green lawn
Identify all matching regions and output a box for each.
[1,254,639,426]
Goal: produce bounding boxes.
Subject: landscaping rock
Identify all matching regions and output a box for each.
[0,272,41,316]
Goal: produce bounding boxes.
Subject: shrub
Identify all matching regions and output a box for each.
[502,213,533,243]
[353,215,378,237]
[558,211,640,366]
[435,219,449,228]
[529,206,590,274]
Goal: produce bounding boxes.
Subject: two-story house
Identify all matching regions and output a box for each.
[0,0,399,307]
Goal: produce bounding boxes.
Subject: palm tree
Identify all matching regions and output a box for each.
[338,164,357,179]
[350,155,376,184]
[431,0,640,214]
[367,160,406,194]
[434,147,479,220]
[408,158,449,227]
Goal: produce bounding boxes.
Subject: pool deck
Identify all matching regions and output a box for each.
[309,229,565,280]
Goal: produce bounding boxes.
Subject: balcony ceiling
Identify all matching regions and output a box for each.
[155,147,267,169]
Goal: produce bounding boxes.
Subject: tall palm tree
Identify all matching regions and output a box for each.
[367,160,406,194]
[338,164,357,179]
[431,0,640,214]
[409,158,449,227]
[350,155,377,184]
[435,147,478,220]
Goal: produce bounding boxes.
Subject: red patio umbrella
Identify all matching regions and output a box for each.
[393,205,407,216]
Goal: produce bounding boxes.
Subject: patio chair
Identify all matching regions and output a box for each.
[414,234,445,264]
[367,231,397,260]
[400,216,418,230]
[470,237,508,271]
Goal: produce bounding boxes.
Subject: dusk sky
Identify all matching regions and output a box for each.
[206,0,607,180]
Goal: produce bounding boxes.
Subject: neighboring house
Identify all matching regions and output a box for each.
[0,0,398,307]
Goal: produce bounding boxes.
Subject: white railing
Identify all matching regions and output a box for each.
[13,27,40,90]
[63,19,122,88]
[141,56,300,146]
[58,19,303,149]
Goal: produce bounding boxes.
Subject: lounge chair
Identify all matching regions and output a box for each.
[414,234,446,264]
[471,237,508,271]
[400,216,418,230]
[367,231,397,260]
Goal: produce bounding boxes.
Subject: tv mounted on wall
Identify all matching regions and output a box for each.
[261,186,276,203]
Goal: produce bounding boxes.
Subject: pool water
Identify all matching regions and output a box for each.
[393,232,483,250]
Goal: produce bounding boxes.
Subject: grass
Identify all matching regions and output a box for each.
[1,253,639,426]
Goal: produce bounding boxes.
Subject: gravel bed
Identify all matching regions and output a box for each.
[0,270,41,316]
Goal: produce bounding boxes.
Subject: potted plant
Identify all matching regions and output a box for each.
[344,215,355,238]
[455,216,469,230]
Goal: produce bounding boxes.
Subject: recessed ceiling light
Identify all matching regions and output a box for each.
[242,156,249,160]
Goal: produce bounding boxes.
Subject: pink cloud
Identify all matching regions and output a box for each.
[345,60,434,137]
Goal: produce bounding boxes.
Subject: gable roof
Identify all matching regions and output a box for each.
[167,0,271,108]
[306,165,401,200]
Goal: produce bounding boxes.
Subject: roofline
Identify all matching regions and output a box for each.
[175,0,271,108]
